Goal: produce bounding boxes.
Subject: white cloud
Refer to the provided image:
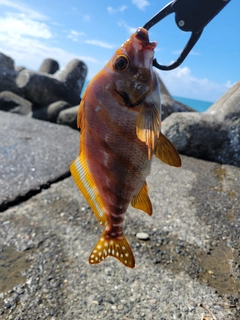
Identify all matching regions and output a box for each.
[117,21,137,34]
[159,66,234,102]
[132,0,149,10]
[0,13,52,39]
[0,1,99,75]
[172,50,201,56]
[0,33,99,70]
[107,5,128,14]
[0,0,47,20]
[67,30,86,42]
[85,39,115,49]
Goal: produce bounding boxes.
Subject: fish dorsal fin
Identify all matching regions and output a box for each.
[154,133,181,167]
[136,103,161,160]
[131,182,152,216]
[89,230,135,268]
[70,155,107,225]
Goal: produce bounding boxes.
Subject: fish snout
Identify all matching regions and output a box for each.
[135,28,157,50]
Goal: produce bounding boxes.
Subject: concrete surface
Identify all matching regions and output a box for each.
[0,111,239,319]
[0,111,79,211]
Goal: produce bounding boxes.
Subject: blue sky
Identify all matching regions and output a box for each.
[0,0,239,102]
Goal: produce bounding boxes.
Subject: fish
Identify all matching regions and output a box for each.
[70,27,181,268]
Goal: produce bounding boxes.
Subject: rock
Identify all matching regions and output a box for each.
[47,100,71,122]
[31,105,48,121]
[0,110,79,211]
[38,58,59,75]
[206,81,240,121]
[16,69,81,107]
[54,59,87,96]
[162,82,240,166]
[158,74,196,120]
[162,112,228,160]
[33,100,71,122]
[57,105,78,129]
[0,53,20,95]
[0,68,20,95]
[136,232,150,240]
[15,66,26,73]
[0,91,32,116]
[0,52,14,69]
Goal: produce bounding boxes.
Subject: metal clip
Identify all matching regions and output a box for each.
[143,0,231,70]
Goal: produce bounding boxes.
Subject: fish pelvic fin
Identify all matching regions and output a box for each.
[154,133,181,167]
[89,230,135,268]
[70,155,107,226]
[131,182,152,216]
[136,103,161,160]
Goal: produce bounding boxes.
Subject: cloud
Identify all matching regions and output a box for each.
[67,30,86,42]
[117,21,137,34]
[132,0,149,10]
[0,12,52,39]
[0,32,99,66]
[85,39,115,49]
[107,5,128,14]
[0,0,47,20]
[172,50,201,56]
[159,66,234,102]
[0,0,99,75]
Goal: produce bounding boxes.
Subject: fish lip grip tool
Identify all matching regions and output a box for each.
[143,0,231,71]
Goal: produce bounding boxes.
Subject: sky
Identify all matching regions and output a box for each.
[0,0,239,102]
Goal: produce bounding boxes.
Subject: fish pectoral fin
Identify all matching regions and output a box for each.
[131,182,152,216]
[89,230,135,268]
[70,155,107,226]
[154,133,181,167]
[136,103,161,160]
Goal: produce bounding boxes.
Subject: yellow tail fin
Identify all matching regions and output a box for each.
[154,133,181,167]
[89,230,135,268]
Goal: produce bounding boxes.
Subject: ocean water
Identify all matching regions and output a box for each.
[172,96,213,112]
[81,81,213,112]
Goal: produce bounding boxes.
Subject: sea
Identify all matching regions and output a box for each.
[81,81,213,113]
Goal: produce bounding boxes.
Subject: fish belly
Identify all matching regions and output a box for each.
[84,95,151,219]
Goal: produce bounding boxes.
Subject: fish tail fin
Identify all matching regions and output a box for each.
[89,230,135,268]
[154,133,181,167]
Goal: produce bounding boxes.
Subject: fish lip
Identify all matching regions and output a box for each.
[115,88,150,108]
[135,28,149,42]
[135,27,157,50]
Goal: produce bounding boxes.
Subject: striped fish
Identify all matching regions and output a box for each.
[70,28,181,268]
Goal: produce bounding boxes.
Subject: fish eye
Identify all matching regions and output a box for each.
[113,55,129,72]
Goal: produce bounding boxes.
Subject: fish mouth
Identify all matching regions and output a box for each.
[115,88,150,108]
[135,28,157,50]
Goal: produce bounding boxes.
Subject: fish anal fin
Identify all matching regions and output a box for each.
[70,155,107,225]
[89,231,135,268]
[131,182,152,216]
[154,133,181,167]
[136,103,161,160]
